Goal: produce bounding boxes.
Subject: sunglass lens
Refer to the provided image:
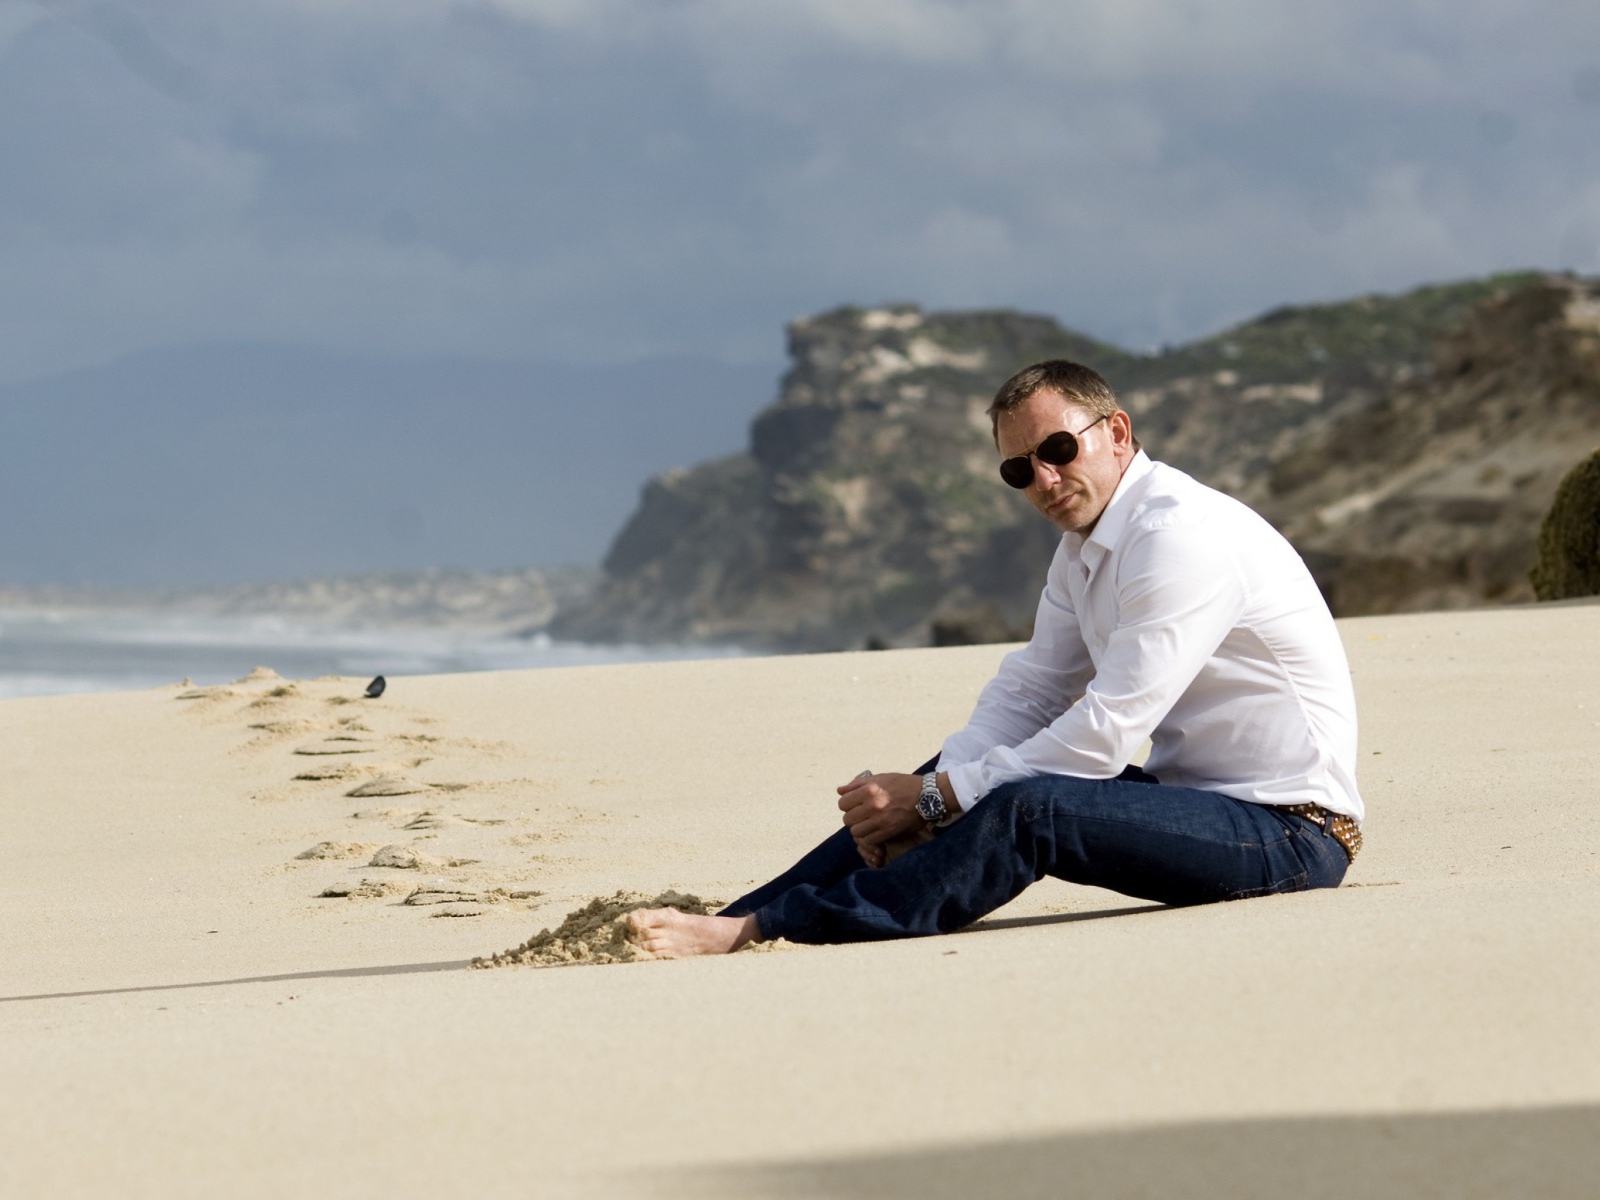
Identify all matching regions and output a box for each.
[998,456,1033,489]
[998,429,1080,489]
[1034,430,1080,467]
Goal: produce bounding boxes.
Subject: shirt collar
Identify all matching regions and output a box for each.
[1069,449,1154,559]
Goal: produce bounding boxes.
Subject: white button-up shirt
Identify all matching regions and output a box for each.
[939,451,1363,822]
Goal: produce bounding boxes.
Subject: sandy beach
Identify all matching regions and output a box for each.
[3,603,1599,1198]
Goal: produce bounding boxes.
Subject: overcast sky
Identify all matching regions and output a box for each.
[2,0,1599,385]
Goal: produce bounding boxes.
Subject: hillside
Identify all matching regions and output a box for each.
[554,273,1595,651]
[1261,280,1600,612]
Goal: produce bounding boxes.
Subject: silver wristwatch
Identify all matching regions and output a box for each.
[915,771,950,826]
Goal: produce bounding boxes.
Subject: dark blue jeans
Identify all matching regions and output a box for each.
[721,761,1349,944]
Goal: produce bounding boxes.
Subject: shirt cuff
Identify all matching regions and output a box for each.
[943,760,989,812]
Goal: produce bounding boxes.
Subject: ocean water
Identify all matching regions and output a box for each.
[0,608,743,700]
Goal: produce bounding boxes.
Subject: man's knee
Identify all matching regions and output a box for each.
[983,773,1103,823]
[975,777,1038,824]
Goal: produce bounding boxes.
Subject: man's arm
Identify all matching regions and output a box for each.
[838,546,1095,854]
[943,520,1247,809]
[937,547,1096,771]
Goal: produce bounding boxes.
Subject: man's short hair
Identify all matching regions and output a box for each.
[987,360,1139,449]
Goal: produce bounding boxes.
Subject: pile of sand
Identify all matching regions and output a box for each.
[474,890,713,968]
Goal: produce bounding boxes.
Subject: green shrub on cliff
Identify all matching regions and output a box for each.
[1531,447,1600,601]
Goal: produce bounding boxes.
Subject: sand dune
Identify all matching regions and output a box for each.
[2,604,1599,1198]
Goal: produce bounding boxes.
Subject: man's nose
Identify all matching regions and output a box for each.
[1029,455,1063,490]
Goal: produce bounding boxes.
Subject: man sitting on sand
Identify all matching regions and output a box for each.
[628,359,1364,957]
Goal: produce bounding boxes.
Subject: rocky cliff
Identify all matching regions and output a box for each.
[1259,278,1600,613]
[553,273,1600,650]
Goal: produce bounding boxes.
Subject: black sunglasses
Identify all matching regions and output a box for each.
[998,415,1108,489]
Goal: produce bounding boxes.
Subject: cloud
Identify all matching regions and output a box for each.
[0,0,1597,382]
[35,0,207,102]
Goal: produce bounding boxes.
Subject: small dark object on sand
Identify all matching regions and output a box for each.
[364,675,386,699]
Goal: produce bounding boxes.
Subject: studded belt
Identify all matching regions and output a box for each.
[1280,803,1363,861]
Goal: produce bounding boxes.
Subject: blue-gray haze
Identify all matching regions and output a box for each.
[1,1,1598,585]
[0,349,773,584]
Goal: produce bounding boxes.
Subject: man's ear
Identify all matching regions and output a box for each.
[1109,410,1135,452]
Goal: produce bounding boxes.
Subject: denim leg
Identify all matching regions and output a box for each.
[718,753,944,918]
[719,825,866,918]
[754,773,1348,945]
[1033,780,1348,905]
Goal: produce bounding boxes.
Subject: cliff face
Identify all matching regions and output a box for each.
[555,308,1116,649]
[554,274,1600,650]
[1258,279,1600,613]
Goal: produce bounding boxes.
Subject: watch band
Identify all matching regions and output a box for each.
[916,771,949,826]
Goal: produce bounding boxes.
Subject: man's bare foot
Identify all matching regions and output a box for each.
[626,908,761,958]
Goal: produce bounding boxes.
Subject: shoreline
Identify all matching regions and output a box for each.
[0,604,750,700]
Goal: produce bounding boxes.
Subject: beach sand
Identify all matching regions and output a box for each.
[3,604,1599,1198]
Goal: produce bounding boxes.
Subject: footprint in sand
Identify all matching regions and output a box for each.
[246,684,303,710]
[317,879,400,900]
[294,737,378,756]
[350,807,422,823]
[248,719,320,735]
[175,686,230,701]
[366,843,478,870]
[295,841,381,861]
[404,884,486,905]
[176,667,279,698]
[295,759,422,782]
[175,666,287,705]
[405,886,486,916]
[368,844,436,869]
[294,762,368,782]
[402,812,459,830]
[345,775,429,798]
[403,811,507,830]
[403,885,543,917]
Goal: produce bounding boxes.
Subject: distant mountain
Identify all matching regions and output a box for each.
[0,345,778,587]
[552,272,1599,650]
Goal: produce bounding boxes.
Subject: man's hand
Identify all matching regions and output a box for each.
[855,841,886,868]
[837,772,925,848]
